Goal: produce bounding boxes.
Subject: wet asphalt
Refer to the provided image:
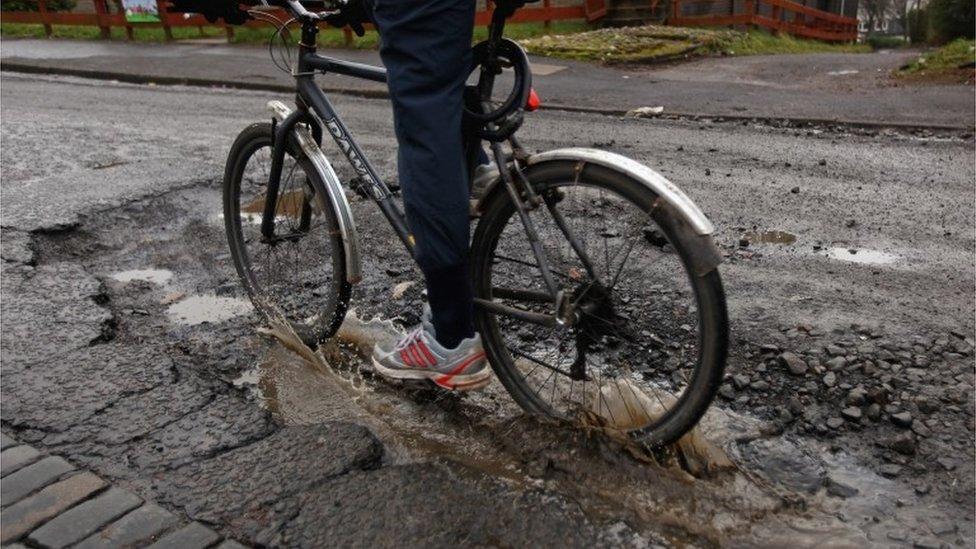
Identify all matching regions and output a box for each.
[1,72,974,547]
[2,38,974,128]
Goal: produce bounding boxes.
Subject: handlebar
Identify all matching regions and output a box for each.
[265,0,346,20]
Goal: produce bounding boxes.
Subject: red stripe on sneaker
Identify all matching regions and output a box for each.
[418,341,437,367]
[399,350,413,367]
[434,351,486,387]
[408,345,427,368]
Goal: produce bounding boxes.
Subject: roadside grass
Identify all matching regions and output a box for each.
[520,25,868,64]
[1,20,589,49]
[722,30,870,56]
[897,38,976,83]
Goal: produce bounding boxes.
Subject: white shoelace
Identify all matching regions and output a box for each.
[393,326,426,352]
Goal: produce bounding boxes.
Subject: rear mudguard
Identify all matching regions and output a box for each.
[267,100,363,284]
[477,147,722,276]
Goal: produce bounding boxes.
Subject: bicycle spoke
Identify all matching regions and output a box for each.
[492,254,572,281]
[480,176,708,440]
[511,349,574,378]
[233,138,341,329]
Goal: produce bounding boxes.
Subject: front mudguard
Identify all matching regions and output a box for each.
[267,101,363,284]
[476,147,722,276]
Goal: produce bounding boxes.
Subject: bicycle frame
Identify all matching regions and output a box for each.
[261,18,405,284]
[258,8,717,328]
[260,13,562,297]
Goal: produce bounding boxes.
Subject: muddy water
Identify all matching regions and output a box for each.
[225,308,945,546]
[110,268,174,285]
[111,268,253,326]
[737,234,905,269]
[165,294,253,326]
[826,247,902,265]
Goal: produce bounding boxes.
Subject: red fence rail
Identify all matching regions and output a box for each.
[0,0,607,43]
[670,0,857,42]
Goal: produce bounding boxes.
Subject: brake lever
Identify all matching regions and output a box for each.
[285,0,322,20]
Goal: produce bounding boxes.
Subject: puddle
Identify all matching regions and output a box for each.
[827,69,859,76]
[110,268,174,285]
[743,230,797,245]
[826,247,901,265]
[241,188,310,218]
[241,302,953,547]
[232,366,262,388]
[165,294,253,325]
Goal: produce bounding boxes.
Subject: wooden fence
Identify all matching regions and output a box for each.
[0,0,608,43]
[670,0,857,42]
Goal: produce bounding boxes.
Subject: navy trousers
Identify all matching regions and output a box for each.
[372,0,477,348]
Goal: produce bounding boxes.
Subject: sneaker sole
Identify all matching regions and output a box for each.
[371,356,492,392]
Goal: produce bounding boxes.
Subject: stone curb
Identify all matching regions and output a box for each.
[0,433,248,549]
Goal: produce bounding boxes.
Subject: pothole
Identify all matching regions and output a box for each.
[825,247,901,265]
[29,181,971,548]
[742,230,797,245]
[166,294,253,326]
[110,268,174,285]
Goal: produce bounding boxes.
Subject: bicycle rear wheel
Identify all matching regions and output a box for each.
[472,160,727,448]
[223,123,350,345]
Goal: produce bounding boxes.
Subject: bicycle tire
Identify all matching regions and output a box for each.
[472,160,728,448]
[223,122,350,345]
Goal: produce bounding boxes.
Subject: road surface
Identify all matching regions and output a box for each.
[1,73,973,547]
[2,39,973,128]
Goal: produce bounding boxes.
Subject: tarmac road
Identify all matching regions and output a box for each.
[2,38,973,128]
[1,73,973,547]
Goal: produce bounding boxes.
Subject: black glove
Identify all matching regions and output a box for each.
[168,0,252,25]
[324,0,373,36]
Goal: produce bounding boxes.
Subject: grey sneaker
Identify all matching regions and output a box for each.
[470,162,500,199]
[372,314,490,391]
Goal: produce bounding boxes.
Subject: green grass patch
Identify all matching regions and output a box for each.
[520,25,868,64]
[720,30,870,56]
[898,38,975,82]
[864,34,908,50]
[1,20,589,49]
[124,14,161,24]
[1,22,227,41]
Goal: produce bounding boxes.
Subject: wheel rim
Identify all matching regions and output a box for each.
[231,140,341,328]
[479,179,707,435]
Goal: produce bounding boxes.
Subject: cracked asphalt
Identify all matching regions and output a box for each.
[1,72,974,547]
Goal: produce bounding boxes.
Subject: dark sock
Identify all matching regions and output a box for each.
[423,261,474,349]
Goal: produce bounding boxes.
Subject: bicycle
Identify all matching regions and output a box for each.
[222,0,728,447]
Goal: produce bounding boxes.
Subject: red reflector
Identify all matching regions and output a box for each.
[526,88,541,112]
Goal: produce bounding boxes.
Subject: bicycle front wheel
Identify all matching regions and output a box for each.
[472,160,728,448]
[223,123,350,345]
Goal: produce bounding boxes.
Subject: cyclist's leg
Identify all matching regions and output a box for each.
[372,0,477,349]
